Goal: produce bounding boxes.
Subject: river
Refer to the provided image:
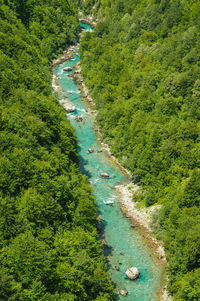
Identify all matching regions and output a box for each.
[53,22,164,301]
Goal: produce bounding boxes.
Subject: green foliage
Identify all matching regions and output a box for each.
[175,268,200,300]
[80,0,200,299]
[74,0,96,15]
[0,2,115,300]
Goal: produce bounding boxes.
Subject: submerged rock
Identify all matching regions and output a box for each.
[100,172,109,178]
[75,116,83,122]
[120,252,125,256]
[67,73,74,78]
[125,267,140,280]
[63,67,72,71]
[115,265,120,271]
[120,290,128,296]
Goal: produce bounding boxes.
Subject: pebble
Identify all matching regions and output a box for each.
[120,290,128,296]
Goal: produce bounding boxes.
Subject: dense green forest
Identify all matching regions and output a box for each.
[0,1,115,300]
[74,0,97,15]
[80,0,200,299]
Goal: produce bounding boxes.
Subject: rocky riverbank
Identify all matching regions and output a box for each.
[52,44,79,68]
[116,184,166,259]
[52,16,97,68]
[116,185,172,300]
[79,17,97,27]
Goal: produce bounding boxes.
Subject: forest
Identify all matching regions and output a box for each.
[0,1,115,300]
[80,0,200,299]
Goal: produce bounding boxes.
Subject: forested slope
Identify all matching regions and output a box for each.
[80,0,200,299]
[74,0,97,15]
[0,1,114,300]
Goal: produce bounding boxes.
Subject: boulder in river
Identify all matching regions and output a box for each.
[59,99,75,113]
[120,290,128,296]
[103,200,114,206]
[115,265,120,271]
[63,67,72,71]
[125,267,140,280]
[88,148,94,153]
[100,172,109,178]
[63,103,75,113]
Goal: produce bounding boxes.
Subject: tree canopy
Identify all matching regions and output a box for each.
[0,1,115,300]
[80,0,200,299]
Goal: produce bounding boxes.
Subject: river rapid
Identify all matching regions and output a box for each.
[53,22,164,301]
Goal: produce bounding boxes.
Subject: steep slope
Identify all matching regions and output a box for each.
[0,2,114,300]
[80,0,200,299]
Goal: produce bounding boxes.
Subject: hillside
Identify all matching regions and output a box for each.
[0,1,115,300]
[80,0,200,299]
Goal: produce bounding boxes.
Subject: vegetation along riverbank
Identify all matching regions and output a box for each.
[80,0,200,300]
[0,1,115,300]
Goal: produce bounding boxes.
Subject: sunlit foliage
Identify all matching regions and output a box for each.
[80,0,200,299]
[0,1,115,300]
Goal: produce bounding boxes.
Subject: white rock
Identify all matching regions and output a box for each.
[59,99,75,113]
[63,67,72,72]
[100,172,109,178]
[125,267,140,280]
[103,200,114,205]
[120,289,128,296]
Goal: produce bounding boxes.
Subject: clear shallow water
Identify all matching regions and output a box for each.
[54,23,163,300]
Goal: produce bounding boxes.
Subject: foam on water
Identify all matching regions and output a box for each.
[77,108,86,112]
[53,22,164,301]
[58,70,64,75]
[67,90,80,94]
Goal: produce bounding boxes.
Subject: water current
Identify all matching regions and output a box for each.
[53,22,163,301]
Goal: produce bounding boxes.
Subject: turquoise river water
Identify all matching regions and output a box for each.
[54,23,163,301]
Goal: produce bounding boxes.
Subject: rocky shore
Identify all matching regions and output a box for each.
[52,17,97,68]
[52,44,79,68]
[116,184,166,259]
[79,17,97,27]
